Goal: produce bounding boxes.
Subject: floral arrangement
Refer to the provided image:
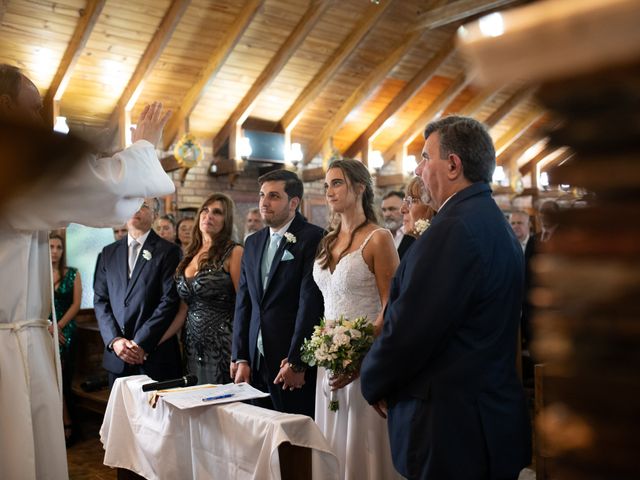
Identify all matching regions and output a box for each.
[284,232,297,244]
[301,315,375,411]
[413,218,431,236]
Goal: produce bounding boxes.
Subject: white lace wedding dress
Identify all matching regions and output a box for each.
[312,228,402,480]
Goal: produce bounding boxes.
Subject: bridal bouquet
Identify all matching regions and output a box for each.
[301,315,375,411]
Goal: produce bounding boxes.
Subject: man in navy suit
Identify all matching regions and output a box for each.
[361,116,531,480]
[232,169,324,417]
[95,197,182,386]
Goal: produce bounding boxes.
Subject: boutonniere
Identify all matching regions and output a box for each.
[413,219,431,236]
[142,249,152,261]
[284,232,297,244]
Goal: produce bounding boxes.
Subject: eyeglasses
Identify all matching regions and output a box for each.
[402,196,421,207]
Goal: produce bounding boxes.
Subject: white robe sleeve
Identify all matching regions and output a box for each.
[3,140,175,231]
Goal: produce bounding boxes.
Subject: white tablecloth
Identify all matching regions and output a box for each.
[100,375,339,479]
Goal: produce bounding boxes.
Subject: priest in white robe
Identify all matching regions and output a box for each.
[0,64,175,480]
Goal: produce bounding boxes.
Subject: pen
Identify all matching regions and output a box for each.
[202,393,235,402]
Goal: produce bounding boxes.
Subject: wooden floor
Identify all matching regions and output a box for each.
[66,410,116,480]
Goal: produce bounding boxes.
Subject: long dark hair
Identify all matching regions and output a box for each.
[316,159,378,269]
[49,233,66,280]
[176,193,235,276]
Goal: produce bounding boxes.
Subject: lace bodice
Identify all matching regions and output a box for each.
[313,229,387,324]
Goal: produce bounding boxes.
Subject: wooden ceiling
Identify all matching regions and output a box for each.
[0,0,560,183]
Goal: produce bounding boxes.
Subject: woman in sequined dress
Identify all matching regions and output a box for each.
[160,193,243,384]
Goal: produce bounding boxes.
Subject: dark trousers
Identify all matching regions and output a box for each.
[249,353,316,418]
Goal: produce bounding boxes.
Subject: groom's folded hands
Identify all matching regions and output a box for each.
[274,357,305,390]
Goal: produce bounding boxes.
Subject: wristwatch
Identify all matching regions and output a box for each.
[288,362,306,373]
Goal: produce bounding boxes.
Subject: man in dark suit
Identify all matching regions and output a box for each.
[95,197,182,386]
[361,116,531,480]
[232,169,324,417]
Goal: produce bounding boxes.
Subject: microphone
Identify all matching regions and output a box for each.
[141,374,198,392]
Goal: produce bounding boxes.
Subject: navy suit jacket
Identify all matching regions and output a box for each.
[361,183,531,479]
[94,229,182,380]
[232,211,324,416]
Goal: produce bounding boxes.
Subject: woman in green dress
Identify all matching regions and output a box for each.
[49,233,82,444]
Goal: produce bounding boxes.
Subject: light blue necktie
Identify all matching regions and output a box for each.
[258,232,281,358]
[262,233,281,290]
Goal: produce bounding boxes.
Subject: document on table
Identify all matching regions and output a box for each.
[158,382,269,410]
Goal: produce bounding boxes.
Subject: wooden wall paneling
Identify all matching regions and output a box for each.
[108,0,191,144]
[343,36,456,158]
[42,0,106,127]
[281,0,395,132]
[303,28,424,164]
[382,72,469,164]
[162,0,264,150]
[484,86,534,129]
[213,0,331,159]
[413,0,526,31]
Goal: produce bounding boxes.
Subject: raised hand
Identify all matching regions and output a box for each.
[131,101,172,147]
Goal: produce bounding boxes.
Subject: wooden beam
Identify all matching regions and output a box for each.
[519,142,555,175]
[494,107,545,156]
[382,73,469,163]
[0,0,8,23]
[375,173,404,188]
[109,0,190,134]
[162,0,263,150]
[456,86,497,116]
[281,0,395,131]
[301,166,325,182]
[343,37,456,158]
[304,29,424,164]
[540,147,574,172]
[484,86,534,129]
[496,120,548,166]
[42,0,106,127]
[413,0,525,31]
[214,0,330,157]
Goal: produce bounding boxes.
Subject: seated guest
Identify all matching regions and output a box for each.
[155,214,177,243]
[176,216,195,254]
[160,193,243,384]
[398,177,435,258]
[49,233,82,445]
[94,198,182,386]
[244,207,264,242]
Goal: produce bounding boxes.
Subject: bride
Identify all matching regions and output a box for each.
[313,159,401,479]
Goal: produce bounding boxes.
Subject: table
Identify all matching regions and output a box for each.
[100,376,338,479]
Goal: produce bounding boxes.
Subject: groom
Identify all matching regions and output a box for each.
[361,116,531,479]
[232,169,324,417]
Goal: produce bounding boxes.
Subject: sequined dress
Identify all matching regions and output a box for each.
[49,267,78,361]
[176,245,237,385]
